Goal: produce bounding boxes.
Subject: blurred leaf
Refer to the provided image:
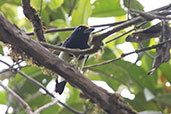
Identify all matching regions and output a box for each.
[48,0,64,10]
[92,0,126,17]
[29,94,59,111]
[159,62,171,83]
[14,66,52,97]
[124,0,144,11]
[41,103,60,114]
[126,93,159,112]
[0,45,3,55]
[155,94,171,106]
[58,102,84,114]
[0,0,5,7]
[87,47,157,93]
[0,91,7,104]
[71,0,92,26]
[50,19,67,27]
[41,9,50,26]
[144,88,155,101]
[66,85,81,105]
[1,4,18,23]
[31,0,47,10]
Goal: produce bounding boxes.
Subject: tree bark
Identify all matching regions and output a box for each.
[0,13,137,114]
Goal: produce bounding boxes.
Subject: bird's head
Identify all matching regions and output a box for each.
[64,25,94,49]
[72,25,94,36]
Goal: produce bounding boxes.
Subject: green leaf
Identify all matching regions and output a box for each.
[48,0,64,10]
[31,0,47,10]
[58,102,84,114]
[66,85,81,105]
[159,62,171,83]
[14,66,52,97]
[1,4,18,23]
[144,88,155,101]
[126,93,159,112]
[155,94,171,106]
[0,0,6,7]
[71,0,92,26]
[87,47,157,92]
[50,19,67,27]
[41,9,50,26]
[124,0,144,11]
[0,45,3,55]
[0,91,7,104]
[92,0,126,17]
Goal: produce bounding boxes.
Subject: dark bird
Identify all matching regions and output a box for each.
[55,25,95,95]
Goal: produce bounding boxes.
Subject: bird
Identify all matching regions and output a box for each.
[55,25,95,95]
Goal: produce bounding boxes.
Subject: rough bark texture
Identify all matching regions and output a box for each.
[0,14,137,114]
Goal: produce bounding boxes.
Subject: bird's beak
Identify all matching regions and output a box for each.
[84,27,95,34]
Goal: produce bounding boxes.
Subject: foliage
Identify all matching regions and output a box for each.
[0,0,171,114]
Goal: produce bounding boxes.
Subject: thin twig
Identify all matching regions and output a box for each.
[34,98,58,114]
[40,42,99,56]
[105,21,148,44]
[26,21,126,35]
[17,71,54,97]
[105,28,134,44]
[130,9,171,20]
[84,38,171,69]
[0,60,85,114]
[0,81,33,114]
[92,4,171,43]
[138,43,154,59]
[84,57,122,69]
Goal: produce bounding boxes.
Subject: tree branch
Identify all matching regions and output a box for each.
[26,21,126,36]
[33,98,58,114]
[92,4,171,43]
[0,81,33,114]
[84,38,171,69]
[40,42,99,56]
[0,60,84,114]
[22,0,45,42]
[0,12,137,114]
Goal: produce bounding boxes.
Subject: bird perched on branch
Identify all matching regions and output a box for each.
[55,25,95,95]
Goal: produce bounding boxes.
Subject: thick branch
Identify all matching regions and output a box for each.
[22,0,45,42]
[0,13,136,114]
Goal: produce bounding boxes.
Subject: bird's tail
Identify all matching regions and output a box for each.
[55,78,66,95]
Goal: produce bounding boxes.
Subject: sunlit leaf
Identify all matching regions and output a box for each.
[48,0,64,10]
[71,0,92,26]
[0,91,7,104]
[31,0,47,10]
[92,0,126,17]
[124,0,144,11]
